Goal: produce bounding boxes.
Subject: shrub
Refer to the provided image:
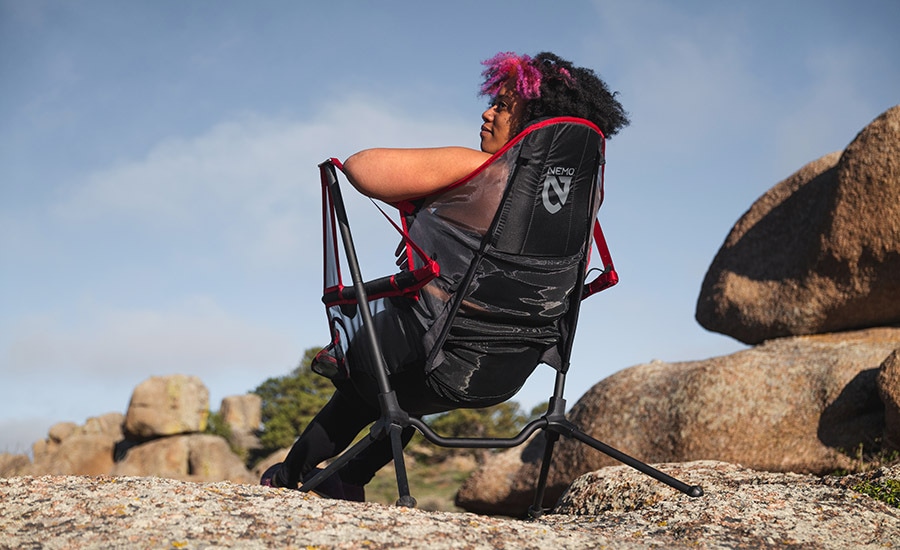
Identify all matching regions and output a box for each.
[853,478,900,508]
[252,348,335,455]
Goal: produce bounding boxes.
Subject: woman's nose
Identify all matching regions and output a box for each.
[482,106,494,122]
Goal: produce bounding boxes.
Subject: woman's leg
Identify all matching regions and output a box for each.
[281,298,463,492]
[338,424,418,488]
[334,366,459,487]
[278,387,380,488]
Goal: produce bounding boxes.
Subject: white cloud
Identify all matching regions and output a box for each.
[5,296,297,377]
[589,0,896,185]
[770,46,883,175]
[51,95,475,271]
[587,2,761,149]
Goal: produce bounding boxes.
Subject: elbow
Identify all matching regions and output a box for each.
[342,150,378,198]
[342,150,364,176]
[341,150,364,185]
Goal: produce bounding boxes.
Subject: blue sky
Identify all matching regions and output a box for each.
[2,0,898,455]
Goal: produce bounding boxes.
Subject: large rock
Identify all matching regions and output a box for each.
[456,327,900,516]
[39,435,118,476]
[187,434,254,482]
[0,453,31,477]
[696,105,900,344]
[3,467,898,548]
[28,412,125,476]
[251,448,289,481]
[111,434,253,483]
[877,349,900,450]
[124,374,210,439]
[220,394,262,433]
[553,460,899,531]
[219,394,262,455]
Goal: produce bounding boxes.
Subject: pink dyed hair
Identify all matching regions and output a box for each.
[479,52,543,100]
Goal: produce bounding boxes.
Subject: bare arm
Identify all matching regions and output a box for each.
[342,147,492,203]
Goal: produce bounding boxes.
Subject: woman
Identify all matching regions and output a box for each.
[261,52,629,500]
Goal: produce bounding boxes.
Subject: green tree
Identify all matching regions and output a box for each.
[426,402,527,439]
[253,347,335,454]
[528,400,550,421]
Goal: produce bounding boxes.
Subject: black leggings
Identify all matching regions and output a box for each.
[280,298,538,488]
[280,366,459,488]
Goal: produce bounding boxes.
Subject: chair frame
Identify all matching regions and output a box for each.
[303,124,702,517]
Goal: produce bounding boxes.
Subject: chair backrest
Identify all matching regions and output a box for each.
[398,117,606,377]
[318,117,609,400]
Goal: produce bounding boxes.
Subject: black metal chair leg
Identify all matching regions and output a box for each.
[528,431,560,519]
[565,424,703,497]
[389,424,417,508]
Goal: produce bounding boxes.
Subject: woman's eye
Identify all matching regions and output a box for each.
[490,98,509,112]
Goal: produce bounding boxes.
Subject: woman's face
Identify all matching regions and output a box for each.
[480,82,526,154]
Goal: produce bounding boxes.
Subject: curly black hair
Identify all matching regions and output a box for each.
[518,52,630,139]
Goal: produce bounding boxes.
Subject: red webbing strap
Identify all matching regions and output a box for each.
[369,197,440,291]
[583,220,618,299]
[369,199,434,274]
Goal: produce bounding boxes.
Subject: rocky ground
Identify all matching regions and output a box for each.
[2,460,898,549]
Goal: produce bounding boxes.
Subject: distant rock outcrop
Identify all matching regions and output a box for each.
[0,453,29,477]
[2,375,261,484]
[111,433,253,483]
[696,105,900,345]
[124,374,210,439]
[219,393,263,456]
[30,412,124,476]
[457,328,900,516]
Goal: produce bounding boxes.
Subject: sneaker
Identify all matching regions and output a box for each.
[260,462,293,489]
[302,468,365,502]
[262,463,365,502]
[339,480,366,503]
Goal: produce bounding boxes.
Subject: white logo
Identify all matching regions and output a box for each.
[541,167,575,214]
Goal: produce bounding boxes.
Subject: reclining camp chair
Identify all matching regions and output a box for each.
[306,116,703,516]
